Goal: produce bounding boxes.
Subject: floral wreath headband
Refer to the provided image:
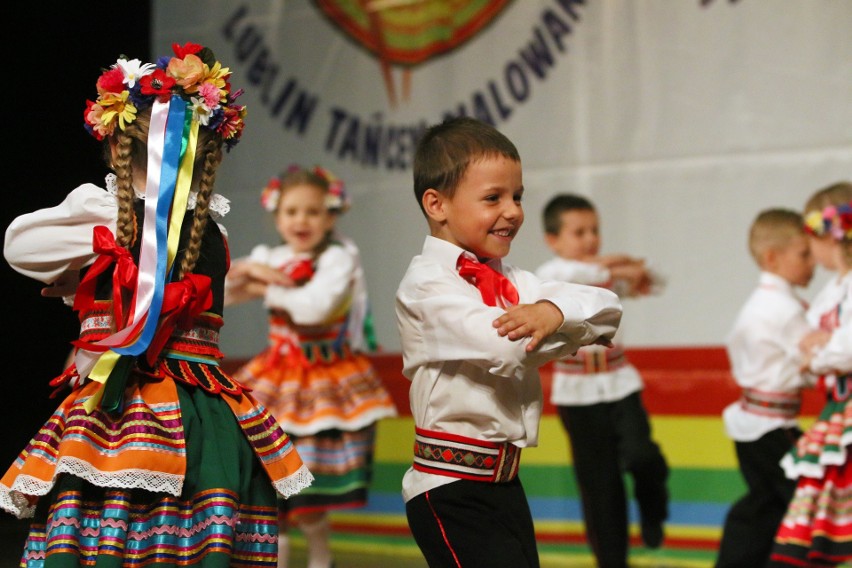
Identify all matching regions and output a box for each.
[260,165,351,214]
[84,42,246,150]
[804,201,852,241]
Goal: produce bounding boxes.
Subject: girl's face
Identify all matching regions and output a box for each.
[275,183,335,254]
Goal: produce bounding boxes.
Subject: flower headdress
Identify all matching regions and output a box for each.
[84,42,246,150]
[804,201,852,241]
[260,164,351,213]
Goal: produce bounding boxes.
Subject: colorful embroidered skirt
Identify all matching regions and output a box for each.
[281,426,377,518]
[0,369,312,567]
[771,393,852,565]
[234,350,396,437]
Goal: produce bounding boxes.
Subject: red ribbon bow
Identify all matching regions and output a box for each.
[145,273,213,365]
[74,226,139,329]
[282,258,315,286]
[457,255,519,308]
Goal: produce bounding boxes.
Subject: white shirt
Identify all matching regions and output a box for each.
[396,236,622,502]
[535,256,665,405]
[807,271,852,377]
[723,272,814,441]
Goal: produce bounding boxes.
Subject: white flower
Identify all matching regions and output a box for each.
[114,58,156,88]
[190,97,212,126]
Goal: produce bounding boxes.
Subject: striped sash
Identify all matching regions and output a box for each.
[740,388,801,419]
[413,428,521,483]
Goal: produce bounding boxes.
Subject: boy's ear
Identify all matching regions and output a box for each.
[762,247,777,270]
[544,232,559,251]
[422,188,447,223]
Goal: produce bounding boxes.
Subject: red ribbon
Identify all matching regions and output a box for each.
[73,226,138,329]
[457,255,519,308]
[145,273,213,366]
[281,258,315,286]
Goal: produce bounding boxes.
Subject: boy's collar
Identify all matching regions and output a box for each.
[422,235,503,270]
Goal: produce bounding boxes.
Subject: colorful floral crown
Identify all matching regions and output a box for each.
[260,165,351,213]
[84,42,247,150]
[804,201,852,241]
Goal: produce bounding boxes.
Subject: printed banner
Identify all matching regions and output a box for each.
[154,0,852,355]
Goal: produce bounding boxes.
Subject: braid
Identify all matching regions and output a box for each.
[112,128,137,247]
[178,136,223,279]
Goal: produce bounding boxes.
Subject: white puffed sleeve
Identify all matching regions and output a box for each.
[4,184,118,283]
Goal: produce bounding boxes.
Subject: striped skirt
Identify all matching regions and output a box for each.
[1,367,312,567]
[770,389,852,566]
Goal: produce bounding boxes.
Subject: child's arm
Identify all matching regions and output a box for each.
[264,245,355,325]
[224,259,293,307]
[397,266,621,379]
[493,301,614,352]
[5,184,117,284]
[803,313,852,375]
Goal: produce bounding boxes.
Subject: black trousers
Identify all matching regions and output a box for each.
[406,477,540,568]
[558,392,670,568]
[715,427,801,568]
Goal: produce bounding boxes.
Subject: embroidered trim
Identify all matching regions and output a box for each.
[161,358,245,395]
[555,345,627,374]
[740,388,802,418]
[413,428,521,483]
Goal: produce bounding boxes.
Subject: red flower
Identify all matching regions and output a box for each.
[140,69,176,100]
[172,42,203,59]
[96,68,125,95]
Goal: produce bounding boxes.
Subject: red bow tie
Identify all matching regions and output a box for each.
[457,255,519,308]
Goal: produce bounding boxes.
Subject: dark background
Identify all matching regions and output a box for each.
[1,4,151,559]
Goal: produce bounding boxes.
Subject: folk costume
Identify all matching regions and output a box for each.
[233,174,397,517]
[716,272,813,568]
[397,236,622,568]
[1,44,311,567]
[535,256,669,567]
[770,270,852,566]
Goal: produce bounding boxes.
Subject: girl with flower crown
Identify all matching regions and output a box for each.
[1,43,313,566]
[225,165,397,568]
[769,181,852,567]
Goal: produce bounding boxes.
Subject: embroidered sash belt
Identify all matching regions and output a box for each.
[740,388,801,418]
[413,427,521,483]
[555,345,627,375]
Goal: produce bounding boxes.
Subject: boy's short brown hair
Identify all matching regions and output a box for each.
[748,208,805,266]
[542,194,596,235]
[413,117,520,215]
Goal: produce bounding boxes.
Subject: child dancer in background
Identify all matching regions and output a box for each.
[1,43,311,566]
[227,165,397,568]
[770,181,852,567]
[535,193,669,568]
[716,208,815,568]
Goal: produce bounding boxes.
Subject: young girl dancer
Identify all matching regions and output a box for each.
[769,181,852,566]
[227,165,397,568]
[0,43,312,566]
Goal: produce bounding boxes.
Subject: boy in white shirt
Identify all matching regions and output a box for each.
[534,193,669,567]
[396,117,623,568]
[717,208,815,567]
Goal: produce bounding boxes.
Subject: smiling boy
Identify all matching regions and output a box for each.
[395,117,623,568]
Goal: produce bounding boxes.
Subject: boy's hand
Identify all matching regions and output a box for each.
[493,301,563,352]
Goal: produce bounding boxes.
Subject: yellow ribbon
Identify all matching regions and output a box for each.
[82,122,198,413]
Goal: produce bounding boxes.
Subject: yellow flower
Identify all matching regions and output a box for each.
[98,91,138,132]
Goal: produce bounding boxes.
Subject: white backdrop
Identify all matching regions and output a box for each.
[153,0,852,357]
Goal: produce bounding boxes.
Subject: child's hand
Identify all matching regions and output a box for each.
[41,270,80,298]
[493,301,563,352]
[228,261,293,287]
[799,329,832,357]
